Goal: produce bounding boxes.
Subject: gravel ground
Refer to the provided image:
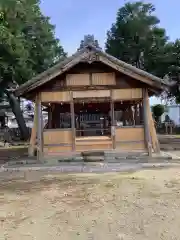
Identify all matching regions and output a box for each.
[1,167,180,239]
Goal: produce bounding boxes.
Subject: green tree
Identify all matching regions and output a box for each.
[0,0,66,139]
[105,1,180,103]
[151,104,165,123]
[165,40,180,103]
[105,1,168,76]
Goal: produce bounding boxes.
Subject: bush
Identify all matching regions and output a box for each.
[151,104,165,123]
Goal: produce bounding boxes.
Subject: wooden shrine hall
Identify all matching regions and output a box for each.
[15,35,169,160]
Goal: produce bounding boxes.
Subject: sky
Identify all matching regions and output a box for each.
[40,0,180,54]
[40,0,180,105]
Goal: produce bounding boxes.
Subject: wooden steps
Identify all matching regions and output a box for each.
[75,136,112,151]
[75,140,112,145]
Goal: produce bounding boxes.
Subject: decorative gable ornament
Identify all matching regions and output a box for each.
[81,50,100,64]
[78,34,102,50]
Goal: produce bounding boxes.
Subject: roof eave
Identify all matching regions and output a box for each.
[14,47,88,97]
[15,44,169,97]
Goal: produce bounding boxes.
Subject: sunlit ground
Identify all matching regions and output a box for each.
[1,168,180,239]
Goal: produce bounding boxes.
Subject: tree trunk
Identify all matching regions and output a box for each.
[4,90,29,140]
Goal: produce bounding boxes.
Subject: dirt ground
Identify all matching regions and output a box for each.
[1,168,180,240]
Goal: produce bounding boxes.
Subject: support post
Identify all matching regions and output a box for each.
[143,89,152,157]
[146,96,160,153]
[70,91,75,151]
[37,94,43,161]
[28,100,38,157]
[48,104,52,129]
[110,90,115,149]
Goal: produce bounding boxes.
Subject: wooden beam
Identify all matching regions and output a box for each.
[41,104,44,156]
[41,91,70,102]
[28,98,38,157]
[48,105,52,129]
[146,95,160,153]
[70,91,75,151]
[110,90,115,149]
[89,72,93,85]
[37,94,43,161]
[73,90,110,98]
[143,89,152,156]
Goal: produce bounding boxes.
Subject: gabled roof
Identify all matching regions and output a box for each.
[15,38,169,97]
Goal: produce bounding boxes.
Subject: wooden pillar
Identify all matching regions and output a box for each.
[48,104,52,129]
[37,94,43,161]
[146,97,160,153]
[143,89,152,157]
[140,102,143,125]
[28,100,38,157]
[134,103,139,125]
[110,90,115,149]
[70,91,75,151]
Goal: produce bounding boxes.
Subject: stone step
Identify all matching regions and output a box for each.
[160,144,180,151]
[82,151,104,157]
[83,156,104,162]
[2,159,37,167]
[104,151,147,158]
[43,154,83,162]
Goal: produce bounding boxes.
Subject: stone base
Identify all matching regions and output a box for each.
[3,150,178,168]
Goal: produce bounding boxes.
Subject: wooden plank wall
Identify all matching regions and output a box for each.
[43,130,72,145]
[66,73,90,86]
[115,127,145,151]
[116,142,145,151]
[92,73,115,85]
[76,143,112,151]
[112,88,142,100]
[41,91,70,102]
[40,89,142,103]
[76,139,112,151]
[66,73,116,86]
[43,130,72,154]
[73,90,110,98]
[116,127,144,142]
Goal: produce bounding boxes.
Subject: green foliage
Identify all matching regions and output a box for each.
[0,0,66,139]
[106,2,168,73]
[151,104,165,122]
[105,1,180,102]
[165,40,180,103]
[0,0,66,89]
